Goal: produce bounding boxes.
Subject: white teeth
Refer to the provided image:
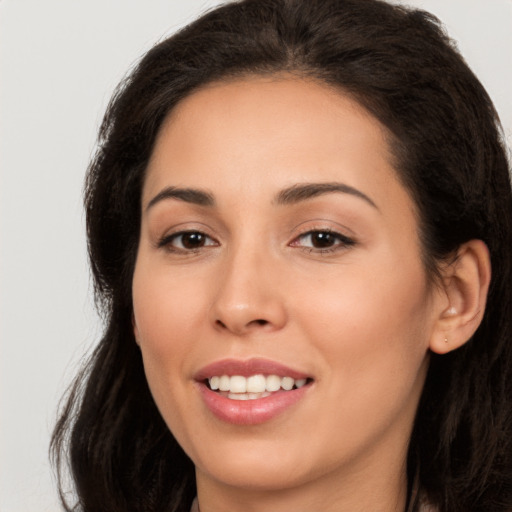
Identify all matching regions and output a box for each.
[208,374,309,396]
[228,392,249,400]
[295,378,307,388]
[228,391,271,400]
[219,375,230,391]
[281,376,294,390]
[247,374,266,393]
[209,376,220,390]
[266,374,281,392]
[229,375,247,393]
[248,392,268,399]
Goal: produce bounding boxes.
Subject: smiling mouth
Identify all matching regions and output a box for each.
[205,374,313,400]
[196,360,314,424]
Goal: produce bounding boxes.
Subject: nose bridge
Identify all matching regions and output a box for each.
[210,234,286,335]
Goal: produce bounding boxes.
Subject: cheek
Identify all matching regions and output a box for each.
[131,260,207,410]
[133,260,206,350]
[132,262,211,453]
[284,261,431,467]
[297,257,432,396]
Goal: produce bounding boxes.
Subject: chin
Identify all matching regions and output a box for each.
[189,432,334,492]
[198,457,313,492]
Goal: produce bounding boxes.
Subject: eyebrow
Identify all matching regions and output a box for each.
[145,181,377,212]
[146,186,215,211]
[274,182,378,209]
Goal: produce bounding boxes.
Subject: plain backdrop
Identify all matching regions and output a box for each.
[1,1,510,510]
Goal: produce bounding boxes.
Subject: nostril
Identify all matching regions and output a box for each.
[213,317,272,333]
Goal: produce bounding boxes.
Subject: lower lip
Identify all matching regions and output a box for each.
[197,383,310,425]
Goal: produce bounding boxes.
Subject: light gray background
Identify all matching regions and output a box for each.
[1,1,510,510]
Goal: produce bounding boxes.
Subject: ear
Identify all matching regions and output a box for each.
[429,239,491,354]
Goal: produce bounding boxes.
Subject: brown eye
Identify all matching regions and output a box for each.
[159,231,218,251]
[180,232,207,249]
[293,230,356,252]
[309,232,337,248]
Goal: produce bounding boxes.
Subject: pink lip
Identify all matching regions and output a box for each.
[197,384,310,425]
[194,358,310,380]
[194,358,313,425]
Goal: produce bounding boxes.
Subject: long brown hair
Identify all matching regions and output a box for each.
[52,1,512,510]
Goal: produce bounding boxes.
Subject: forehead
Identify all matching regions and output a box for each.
[143,76,409,214]
[155,75,391,161]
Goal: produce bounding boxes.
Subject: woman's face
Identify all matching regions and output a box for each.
[132,77,441,495]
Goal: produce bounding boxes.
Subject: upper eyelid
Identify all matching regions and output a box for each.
[159,229,217,243]
[290,221,355,239]
[156,222,218,239]
[292,229,355,244]
[302,231,345,238]
[291,216,354,231]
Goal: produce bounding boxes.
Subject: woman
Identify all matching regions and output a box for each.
[52,0,512,511]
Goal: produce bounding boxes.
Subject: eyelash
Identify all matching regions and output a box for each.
[157,231,218,253]
[291,228,356,254]
[157,228,355,255]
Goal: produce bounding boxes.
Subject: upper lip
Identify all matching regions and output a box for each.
[194,358,312,381]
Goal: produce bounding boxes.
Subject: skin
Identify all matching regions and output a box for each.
[132,76,489,512]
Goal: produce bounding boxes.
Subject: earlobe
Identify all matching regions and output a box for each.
[430,240,491,354]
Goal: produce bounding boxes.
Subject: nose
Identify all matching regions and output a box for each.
[209,246,287,336]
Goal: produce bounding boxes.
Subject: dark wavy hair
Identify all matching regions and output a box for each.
[51,1,512,511]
